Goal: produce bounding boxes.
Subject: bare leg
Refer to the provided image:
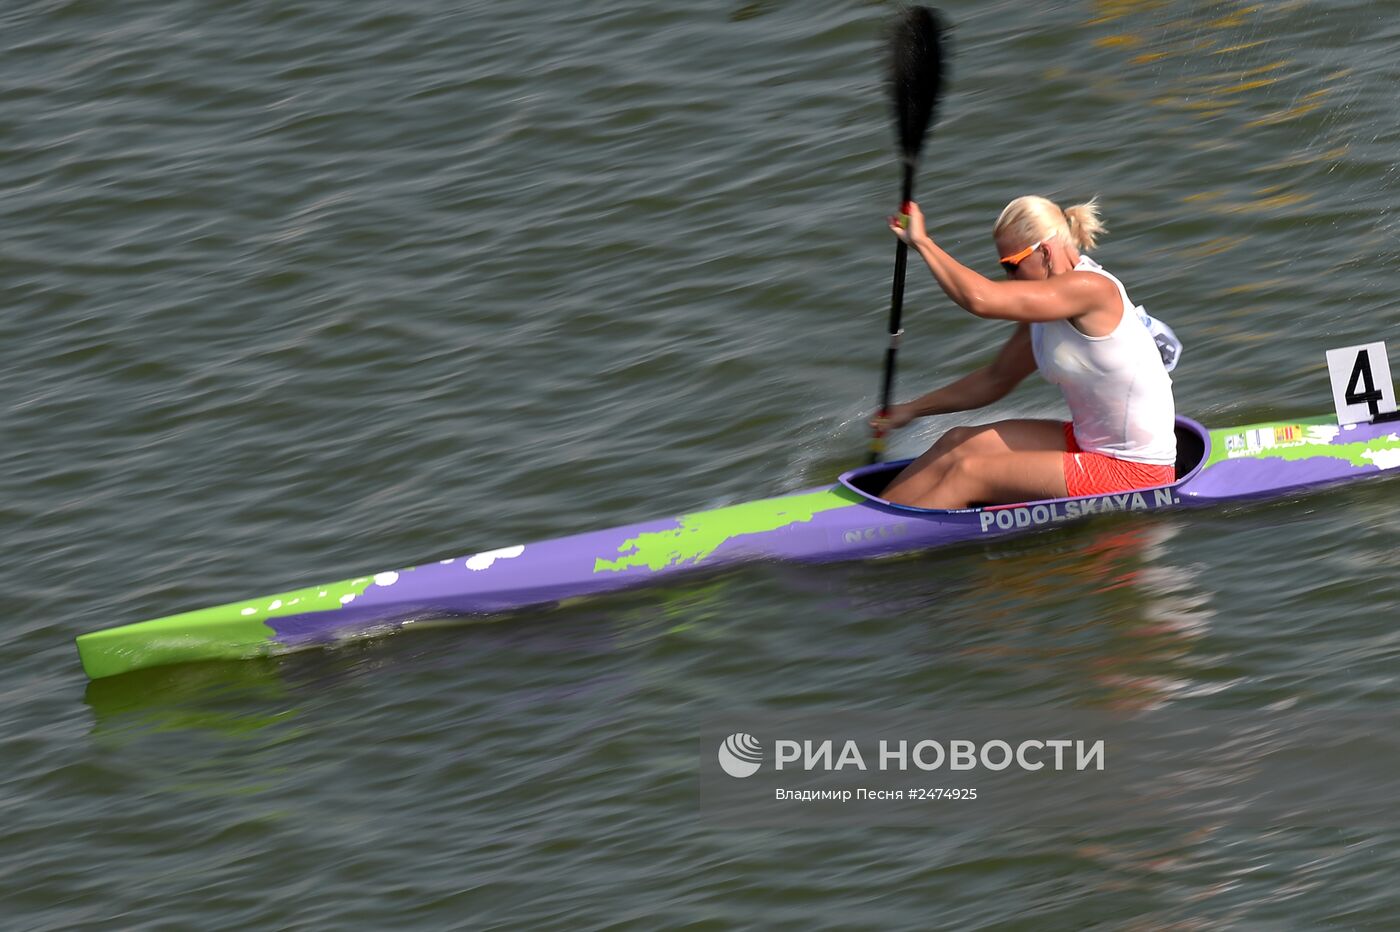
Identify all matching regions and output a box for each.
[916,450,1068,509]
[883,419,1068,508]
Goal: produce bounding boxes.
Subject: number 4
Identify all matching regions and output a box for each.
[1327,341,1396,425]
[1345,349,1384,416]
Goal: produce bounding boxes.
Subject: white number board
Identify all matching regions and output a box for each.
[1326,342,1396,425]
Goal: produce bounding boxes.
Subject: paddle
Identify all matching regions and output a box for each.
[869,6,947,464]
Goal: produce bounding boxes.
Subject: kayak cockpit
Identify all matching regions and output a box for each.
[1173,418,1207,482]
[839,416,1210,511]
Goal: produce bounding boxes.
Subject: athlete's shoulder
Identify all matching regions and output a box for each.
[1058,267,1121,300]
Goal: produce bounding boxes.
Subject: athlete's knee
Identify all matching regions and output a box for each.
[919,455,982,509]
[936,425,975,455]
[946,454,990,488]
[946,453,971,475]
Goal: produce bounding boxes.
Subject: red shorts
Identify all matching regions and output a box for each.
[1061,422,1175,497]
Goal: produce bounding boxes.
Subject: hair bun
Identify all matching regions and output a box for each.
[1063,198,1106,250]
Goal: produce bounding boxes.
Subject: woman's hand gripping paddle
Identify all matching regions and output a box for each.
[869,6,947,464]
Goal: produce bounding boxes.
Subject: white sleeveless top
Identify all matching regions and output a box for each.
[1030,256,1176,465]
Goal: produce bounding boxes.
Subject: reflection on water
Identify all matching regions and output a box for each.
[84,659,293,739]
[966,519,1221,710]
[786,514,1219,709]
[81,660,304,806]
[81,598,661,741]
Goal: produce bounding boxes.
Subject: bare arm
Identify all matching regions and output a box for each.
[892,203,1119,327]
[878,324,1036,428]
[910,239,1112,323]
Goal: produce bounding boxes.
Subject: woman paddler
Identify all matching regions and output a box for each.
[872,195,1178,509]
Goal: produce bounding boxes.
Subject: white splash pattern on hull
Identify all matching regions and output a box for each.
[465,545,526,571]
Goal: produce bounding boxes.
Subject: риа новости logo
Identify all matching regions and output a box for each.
[718,733,763,778]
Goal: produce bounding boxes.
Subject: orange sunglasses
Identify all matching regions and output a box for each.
[999,230,1057,275]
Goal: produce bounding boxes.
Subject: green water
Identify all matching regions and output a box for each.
[5,0,1400,926]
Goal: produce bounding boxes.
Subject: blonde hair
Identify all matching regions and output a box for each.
[993,195,1106,251]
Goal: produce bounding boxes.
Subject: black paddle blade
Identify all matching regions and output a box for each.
[888,6,947,164]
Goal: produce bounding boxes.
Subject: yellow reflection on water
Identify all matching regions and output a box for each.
[1178,236,1247,260]
[1094,34,1145,50]
[1245,102,1322,129]
[1087,0,1171,28]
[1082,0,1356,222]
[1250,146,1350,174]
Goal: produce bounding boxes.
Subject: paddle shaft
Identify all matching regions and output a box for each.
[870,164,916,464]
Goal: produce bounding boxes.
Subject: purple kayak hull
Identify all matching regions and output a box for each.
[76,414,1400,678]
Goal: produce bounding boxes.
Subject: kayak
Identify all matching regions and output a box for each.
[76,413,1400,679]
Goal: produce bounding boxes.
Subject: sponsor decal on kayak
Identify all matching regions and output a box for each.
[842,523,910,545]
[1222,423,1313,458]
[1206,420,1400,469]
[978,488,1178,533]
[1220,422,1304,456]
